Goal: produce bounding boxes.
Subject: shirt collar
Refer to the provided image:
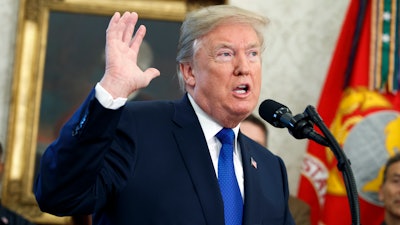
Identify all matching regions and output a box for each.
[187,94,240,142]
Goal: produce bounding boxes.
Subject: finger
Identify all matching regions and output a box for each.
[106,12,121,32]
[122,12,138,43]
[106,12,122,43]
[129,25,146,52]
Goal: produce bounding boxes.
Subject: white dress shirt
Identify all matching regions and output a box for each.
[187,94,244,200]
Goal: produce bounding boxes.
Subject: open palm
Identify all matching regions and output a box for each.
[100,12,160,98]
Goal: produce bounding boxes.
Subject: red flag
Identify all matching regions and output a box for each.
[297,0,400,225]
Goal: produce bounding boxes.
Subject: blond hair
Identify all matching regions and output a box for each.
[176,5,269,91]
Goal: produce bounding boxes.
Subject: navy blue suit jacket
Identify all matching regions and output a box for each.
[35,90,294,225]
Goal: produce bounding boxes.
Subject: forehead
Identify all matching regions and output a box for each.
[202,22,261,45]
[387,161,400,176]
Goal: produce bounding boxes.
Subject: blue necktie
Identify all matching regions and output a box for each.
[216,128,243,225]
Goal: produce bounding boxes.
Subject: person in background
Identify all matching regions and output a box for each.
[0,143,35,225]
[379,153,400,225]
[34,5,295,225]
[241,114,311,225]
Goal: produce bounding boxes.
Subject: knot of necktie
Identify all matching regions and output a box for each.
[216,128,235,146]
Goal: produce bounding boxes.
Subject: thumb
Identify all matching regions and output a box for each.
[144,67,161,81]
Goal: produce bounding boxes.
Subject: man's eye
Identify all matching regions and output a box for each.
[250,51,258,56]
[215,51,234,62]
[220,52,232,57]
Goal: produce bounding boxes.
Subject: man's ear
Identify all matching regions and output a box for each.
[377,167,386,202]
[378,184,384,201]
[180,63,195,86]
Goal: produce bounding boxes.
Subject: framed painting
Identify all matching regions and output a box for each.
[4,0,225,224]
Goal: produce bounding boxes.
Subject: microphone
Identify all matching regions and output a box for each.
[258,99,328,146]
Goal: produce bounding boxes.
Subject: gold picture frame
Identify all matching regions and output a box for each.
[4,0,224,224]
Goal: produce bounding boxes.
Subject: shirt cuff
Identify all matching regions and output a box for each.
[95,83,128,110]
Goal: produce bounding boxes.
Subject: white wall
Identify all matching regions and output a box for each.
[0,0,349,194]
[0,0,19,152]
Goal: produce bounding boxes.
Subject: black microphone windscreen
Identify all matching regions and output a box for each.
[258,99,287,124]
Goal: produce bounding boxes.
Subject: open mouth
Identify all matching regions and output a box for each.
[234,84,249,94]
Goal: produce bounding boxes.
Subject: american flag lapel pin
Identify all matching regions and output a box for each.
[251,157,257,169]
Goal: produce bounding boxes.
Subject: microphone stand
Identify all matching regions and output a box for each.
[303,105,361,225]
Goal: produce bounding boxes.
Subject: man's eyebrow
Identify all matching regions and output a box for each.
[214,43,233,49]
[247,43,261,49]
[389,172,400,179]
[213,42,261,50]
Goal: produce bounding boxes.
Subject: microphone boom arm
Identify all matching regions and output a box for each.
[304,105,360,225]
[287,113,329,147]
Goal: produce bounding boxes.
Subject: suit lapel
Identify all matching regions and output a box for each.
[172,95,225,225]
[239,133,263,225]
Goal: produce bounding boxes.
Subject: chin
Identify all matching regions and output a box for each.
[232,109,253,120]
[236,103,256,113]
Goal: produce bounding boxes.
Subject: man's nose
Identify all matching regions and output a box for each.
[234,53,250,76]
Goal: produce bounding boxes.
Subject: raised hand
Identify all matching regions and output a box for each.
[99,12,160,98]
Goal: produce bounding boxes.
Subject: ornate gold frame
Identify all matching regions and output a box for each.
[4,0,224,224]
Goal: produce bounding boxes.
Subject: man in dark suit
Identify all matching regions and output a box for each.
[241,114,311,225]
[34,5,295,225]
